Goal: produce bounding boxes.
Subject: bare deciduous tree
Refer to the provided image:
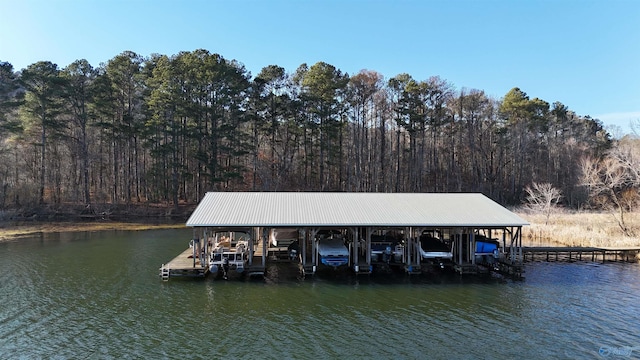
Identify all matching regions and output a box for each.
[581,147,639,236]
[524,182,562,225]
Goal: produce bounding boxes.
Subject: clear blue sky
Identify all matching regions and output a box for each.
[2,0,638,134]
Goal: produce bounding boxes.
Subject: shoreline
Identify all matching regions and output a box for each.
[0,203,194,242]
[0,220,187,242]
[3,210,639,249]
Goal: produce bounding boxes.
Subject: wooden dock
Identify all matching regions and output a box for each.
[160,247,207,280]
[266,245,289,261]
[523,246,640,263]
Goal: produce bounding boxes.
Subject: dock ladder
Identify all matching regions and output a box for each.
[160,264,170,280]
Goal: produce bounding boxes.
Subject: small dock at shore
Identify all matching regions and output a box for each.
[523,246,640,263]
[160,247,207,279]
[160,236,268,280]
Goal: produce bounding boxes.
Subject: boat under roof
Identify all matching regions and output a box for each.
[186,192,529,228]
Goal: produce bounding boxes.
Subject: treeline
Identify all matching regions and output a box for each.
[0,50,612,211]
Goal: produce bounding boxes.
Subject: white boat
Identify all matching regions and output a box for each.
[208,231,250,279]
[269,228,299,247]
[419,234,453,268]
[317,236,349,268]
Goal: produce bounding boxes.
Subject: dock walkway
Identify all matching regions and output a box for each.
[523,246,640,263]
[160,247,207,279]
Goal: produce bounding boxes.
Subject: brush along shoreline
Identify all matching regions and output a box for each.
[518,209,640,248]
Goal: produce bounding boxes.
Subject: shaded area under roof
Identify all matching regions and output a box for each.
[186,192,529,228]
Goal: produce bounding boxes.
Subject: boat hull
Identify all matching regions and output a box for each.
[320,256,349,267]
[318,238,349,268]
[419,236,453,260]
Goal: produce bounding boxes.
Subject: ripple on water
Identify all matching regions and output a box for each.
[2,233,640,359]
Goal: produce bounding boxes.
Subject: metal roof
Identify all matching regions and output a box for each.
[186,192,529,228]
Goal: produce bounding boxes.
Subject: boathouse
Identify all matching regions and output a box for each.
[161,192,528,279]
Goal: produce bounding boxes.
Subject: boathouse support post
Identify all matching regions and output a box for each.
[262,227,268,267]
[412,227,417,268]
[353,227,359,272]
[202,228,207,269]
[404,227,412,270]
[471,231,476,265]
[248,227,255,266]
[517,227,523,266]
[416,232,421,266]
[198,235,204,268]
[404,227,409,268]
[192,228,198,268]
[509,227,516,264]
[300,228,307,268]
[502,230,506,262]
[311,228,319,273]
[512,227,519,265]
[366,227,372,267]
[468,228,473,264]
[410,228,416,267]
[500,228,504,262]
[204,228,209,268]
[517,228,523,275]
[458,228,463,265]
[413,227,420,270]
[415,228,421,266]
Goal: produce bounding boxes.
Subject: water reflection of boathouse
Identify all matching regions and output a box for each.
[160,192,529,280]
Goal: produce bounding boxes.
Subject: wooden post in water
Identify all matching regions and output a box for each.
[366,227,372,267]
[301,228,307,270]
[248,228,255,266]
[460,229,464,265]
[192,229,196,268]
[262,227,267,268]
[406,227,412,272]
[353,227,359,273]
[470,231,476,266]
[312,228,319,273]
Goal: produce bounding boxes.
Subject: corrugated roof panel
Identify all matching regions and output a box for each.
[185,192,529,227]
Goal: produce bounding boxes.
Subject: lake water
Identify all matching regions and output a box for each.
[1,229,639,359]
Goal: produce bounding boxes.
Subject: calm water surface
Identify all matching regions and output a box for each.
[1,229,639,359]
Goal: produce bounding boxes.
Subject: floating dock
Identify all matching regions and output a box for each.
[160,247,207,280]
[160,235,267,280]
